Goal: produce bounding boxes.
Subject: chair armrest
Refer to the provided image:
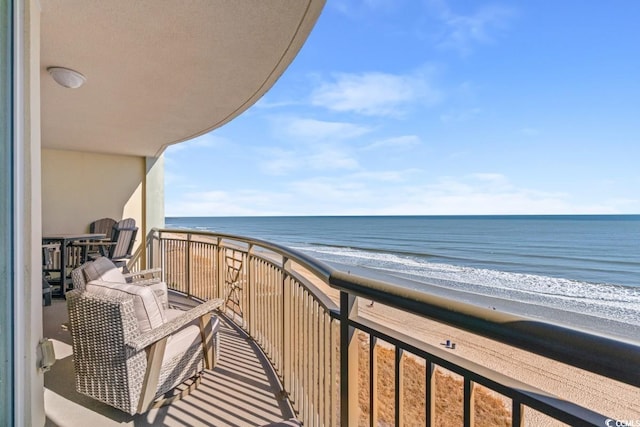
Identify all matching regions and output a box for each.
[128,277,162,286]
[71,239,112,246]
[123,268,162,279]
[127,298,223,352]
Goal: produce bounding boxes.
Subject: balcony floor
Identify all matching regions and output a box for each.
[43,296,298,427]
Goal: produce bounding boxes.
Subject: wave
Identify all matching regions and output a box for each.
[293,244,640,326]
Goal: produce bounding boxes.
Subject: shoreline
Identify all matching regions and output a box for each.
[327,261,640,342]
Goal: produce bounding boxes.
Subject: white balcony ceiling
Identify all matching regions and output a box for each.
[40,1,324,157]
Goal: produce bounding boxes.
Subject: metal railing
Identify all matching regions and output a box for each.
[146,228,640,426]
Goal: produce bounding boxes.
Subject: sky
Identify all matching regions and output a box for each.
[165,0,640,217]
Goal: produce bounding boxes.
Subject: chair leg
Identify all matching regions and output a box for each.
[137,337,167,413]
[199,313,214,369]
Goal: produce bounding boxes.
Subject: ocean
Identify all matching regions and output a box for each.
[165,215,640,335]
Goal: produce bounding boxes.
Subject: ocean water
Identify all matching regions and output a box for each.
[165,215,640,329]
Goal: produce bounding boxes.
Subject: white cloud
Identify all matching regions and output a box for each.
[259,144,360,176]
[166,133,229,152]
[331,0,398,17]
[277,172,584,215]
[166,171,633,217]
[276,117,372,142]
[310,71,441,117]
[258,148,298,176]
[307,148,360,170]
[254,97,303,110]
[349,169,421,182]
[166,189,293,217]
[429,1,515,55]
[363,135,422,150]
[440,107,482,123]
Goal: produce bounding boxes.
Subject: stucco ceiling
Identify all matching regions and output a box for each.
[40,1,324,157]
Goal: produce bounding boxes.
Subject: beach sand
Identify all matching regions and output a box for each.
[293,263,640,426]
[359,302,639,426]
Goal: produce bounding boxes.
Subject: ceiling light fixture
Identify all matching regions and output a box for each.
[47,66,86,89]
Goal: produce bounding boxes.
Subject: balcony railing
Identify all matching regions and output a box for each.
[146,228,640,427]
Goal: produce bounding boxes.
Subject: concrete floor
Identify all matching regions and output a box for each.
[43,297,299,427]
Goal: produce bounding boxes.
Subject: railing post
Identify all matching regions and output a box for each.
[216,237,224,301]
[247,244,254,333]
[147,230,157,270]
[340,291,359,426]
[370,336,378,427]
[426,361,435,427]
[283,257,292,394]
[395,347,404,427]
[464,378,475,427]
[185,233,192,296]
[512,400,524,427]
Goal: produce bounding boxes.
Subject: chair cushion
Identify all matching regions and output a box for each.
[147,281,169,309]
[163,309,221,365]
[85,280,166,332]
[83,257,125,284]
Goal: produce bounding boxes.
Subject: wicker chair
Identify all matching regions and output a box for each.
[67,260,222,414]
[71,256,167,306]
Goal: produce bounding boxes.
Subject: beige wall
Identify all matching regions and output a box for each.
[20,0,45,425]
[41,148,144,235]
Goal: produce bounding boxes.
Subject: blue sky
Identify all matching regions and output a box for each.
[165,0,640,217]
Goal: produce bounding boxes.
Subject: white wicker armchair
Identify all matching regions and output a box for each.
[67,259,222,414]
[71,256,168,306]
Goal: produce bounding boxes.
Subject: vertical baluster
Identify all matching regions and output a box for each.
[318,308,325,427]
[312,300,319,427]
[395,347,404,427]
[370,335,378,427]
[464,377,475,427]
[185,234,191,296]
[283,272,292,394]
[296,284,303,415]
[339,292,359,427]
[331,317,339,427]
[426,361,435,427]
[512,400,523,427]
[303,290,310,426]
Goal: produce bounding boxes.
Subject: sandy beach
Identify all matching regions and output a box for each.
[294,262,640,426]
[359,302,639,425]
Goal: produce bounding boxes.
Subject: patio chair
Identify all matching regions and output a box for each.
[86,218,138,270]
[107,218,138,268]
[72,218,137,268]
[80,217,117,258]
[89,217,117,235]
[66,273,223,414]
[71,256,168,307]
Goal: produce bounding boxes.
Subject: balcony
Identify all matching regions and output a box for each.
[43,228,640,426]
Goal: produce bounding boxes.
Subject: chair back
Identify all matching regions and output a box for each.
[109,218,138,261]
[71,257,124,291]
[67,289,147,414]
[89,217,117,236]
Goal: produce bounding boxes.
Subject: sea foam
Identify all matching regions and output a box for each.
[295,244,640,326]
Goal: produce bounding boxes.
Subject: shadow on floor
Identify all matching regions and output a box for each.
[43,298,296,426]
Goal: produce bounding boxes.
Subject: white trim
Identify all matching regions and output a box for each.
[13,0,25,424]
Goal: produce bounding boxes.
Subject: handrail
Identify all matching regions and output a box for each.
[330,269,640,388]
[155,228,336,280]
[155,227,640,388]
[149,228,640,425]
